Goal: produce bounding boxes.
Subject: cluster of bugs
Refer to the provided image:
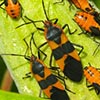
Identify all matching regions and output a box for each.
[0,0,100,100]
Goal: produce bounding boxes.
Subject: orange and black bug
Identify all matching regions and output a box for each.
[68,0,94,13]
[0,0,22,19]
[74,11,100,55]
[84,65,100,95]
[74,11,100,36]
[54,0,100,25]
[1,33,74,100]
[54,0,94,13]
[16,0,83,82]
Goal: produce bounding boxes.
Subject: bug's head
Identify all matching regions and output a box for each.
[30,54,37,63]
[43,20,52,28]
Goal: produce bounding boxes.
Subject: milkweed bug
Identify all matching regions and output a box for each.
[16,0,83,82]
[0,32,75,100]
[54,0,100,25]
[54,0,94,13]
[74,11,100,36]
[68,0,94,13]
[84,64,100,95]
[0,0,22,19]
[74,11,100,55]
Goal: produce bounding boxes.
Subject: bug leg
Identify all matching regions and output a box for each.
[16,15,43,29]
[39,89,49,99]
[23,32,47,61]
[72,43,84,55]
[53,0,64,4]
[22,72,31,79]
[23,32,38,60]
[49,53,60,70]
[37,46,47,61]
[87,85,94,90]
[37,42,48,61]
[39,89,44,98]
[53,18,58,24]
[55,75,75,94]
[23,37,31,58]
[72,19,87,35]
[37,44,47,61]
[49,53,56,68]
[94,13,100,25]
[92,38,100,56]
[78,29,86,35]
[86,79,94,90]
[19,3,26,22]
[24,16,44,30]
[62,24,77,34]
[86,80,100,95]
[93,43,100,56]
[0,1,5,10]
[68,0,73,10]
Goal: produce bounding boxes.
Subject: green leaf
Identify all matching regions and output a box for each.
[0,0,100,100]
[0,90,44,100]
[92,0,100,9]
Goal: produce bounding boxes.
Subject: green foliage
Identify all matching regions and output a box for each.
[0,90,44,100]
[92,0,100,9]
[0,0,100,100]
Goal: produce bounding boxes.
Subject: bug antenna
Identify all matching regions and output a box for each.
[0,53,30,61]
[0,53,24,57]
[0,1,4,6]
[42,0,49,21]
[15,22,32,29]
[16,16,42,29]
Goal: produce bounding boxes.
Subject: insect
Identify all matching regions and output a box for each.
[54,0,94,13]
[54,0,100,25]
[74,11,100,36]
[1,32,74,100]
[84,65,100,95]
[0,0,22,19]
[16,0,83,82]
[68,0,94,13]
[74,11,100,55]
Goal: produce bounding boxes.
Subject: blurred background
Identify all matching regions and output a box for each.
[0,56,18,92]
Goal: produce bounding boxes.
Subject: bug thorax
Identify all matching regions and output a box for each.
[44,21,62,44]
[44,20,52,28]
[30,55,45,77]
[30,55,37,62]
